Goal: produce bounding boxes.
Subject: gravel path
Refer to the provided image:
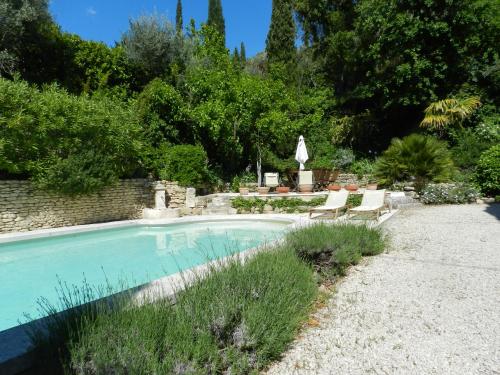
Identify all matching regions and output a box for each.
[266,204,500,375]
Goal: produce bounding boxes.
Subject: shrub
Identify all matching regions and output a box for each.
[350,158,375,179]
[332,148,355,171]
[0,79,142,195]
[158,144,212,187]
[475,145,500,196]
[450,128,495,172]
[420,183,480,204]
[374,134,454,191]
[286,223,385,277]
[231,196,333,213]
[43,247,317,374]
[231,172,256,192]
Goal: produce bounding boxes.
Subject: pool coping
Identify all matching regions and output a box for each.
[0,214,307,374]
[0,211,397,374]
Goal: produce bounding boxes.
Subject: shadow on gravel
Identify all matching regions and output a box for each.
[484,203,500,220]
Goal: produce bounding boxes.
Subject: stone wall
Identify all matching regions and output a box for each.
[335,173,370,186]
[0,179,153,233]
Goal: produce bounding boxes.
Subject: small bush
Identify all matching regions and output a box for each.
[420,183,480,204]
[158,144,212,187]
[475,144,500,196]
[350,158,375,178]
[63,247,316,374]
[374,134,454,191]
[332,148,355,171]
[286,223,385,277]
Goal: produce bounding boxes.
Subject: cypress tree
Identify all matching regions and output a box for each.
[240,42,247,66]
[175,0,183,34]
[232,47,240,67]
[208,0,226,43]
[265,0,296,66]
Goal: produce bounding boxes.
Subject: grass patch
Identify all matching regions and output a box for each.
[286,223,386,278]
[31,247,317,374]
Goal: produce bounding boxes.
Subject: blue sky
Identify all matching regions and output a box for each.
[49,0,272,57]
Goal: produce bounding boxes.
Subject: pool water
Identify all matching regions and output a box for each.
[0,220,287,331]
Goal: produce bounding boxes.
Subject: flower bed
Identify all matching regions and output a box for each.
[420,183,480,204]
[231,195,362,214]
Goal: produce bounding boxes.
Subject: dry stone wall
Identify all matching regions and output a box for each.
[335,173,369,186]
[0,179,153,233]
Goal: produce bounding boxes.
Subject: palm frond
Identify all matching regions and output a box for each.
[420,96,481,131]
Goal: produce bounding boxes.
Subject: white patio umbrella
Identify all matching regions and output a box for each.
[295,135,309,170]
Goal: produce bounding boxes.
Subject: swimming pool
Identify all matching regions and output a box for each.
[0,220,288,332]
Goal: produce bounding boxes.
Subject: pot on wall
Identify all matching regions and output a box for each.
[299,184,314,193]
[366,183,378,190]
[257,186,270,195]
[345,184,358,192]
[239,187,249,195]
[276,186,290,194]
[327,184,341,191]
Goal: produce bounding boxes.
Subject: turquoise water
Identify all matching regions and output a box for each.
[0,220,287,331]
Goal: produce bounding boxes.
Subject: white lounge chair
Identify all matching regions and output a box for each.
[309,189,349,219]
[298,170,314,192]
[348,189,386,220]
[264,172,280,189]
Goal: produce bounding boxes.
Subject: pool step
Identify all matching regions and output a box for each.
[203,196,237,215]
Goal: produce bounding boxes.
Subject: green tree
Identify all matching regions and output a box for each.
[232,47,240,68]
[266,0,296,67]
[207,0,225,44]
[295,0,500,143]
[240,42,247,67]
[0,0,55,77]
[121,13,178,84]
[175,0,183,34]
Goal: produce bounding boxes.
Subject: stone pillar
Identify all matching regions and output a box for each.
[185,187,196,208]
[153,182,167,209]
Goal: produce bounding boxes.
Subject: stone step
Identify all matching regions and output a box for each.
[202,207,237,215]
[389,196,422,209]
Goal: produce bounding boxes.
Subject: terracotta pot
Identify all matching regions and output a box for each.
[257,186,270,195]
[276,186,290,194]
[239,187,249,196]
[299,184,314,193]
[327,184,341,191]
[345,184,358,192]
[366,183,378,190]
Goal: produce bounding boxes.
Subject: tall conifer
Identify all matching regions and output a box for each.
[208,0,226,44]
[240,42,247,66]
[232,47,240,67]
[175,0,183,34]
[265,0,296,65]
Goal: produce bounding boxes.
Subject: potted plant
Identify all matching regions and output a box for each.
[327,184,341,191]
[257,186,270,195]
[276,185,290,194]
[239,187,249,195]
[299,184,314,193]
[345,184,358,192]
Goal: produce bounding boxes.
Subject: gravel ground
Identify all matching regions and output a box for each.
[266,204,500,375]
